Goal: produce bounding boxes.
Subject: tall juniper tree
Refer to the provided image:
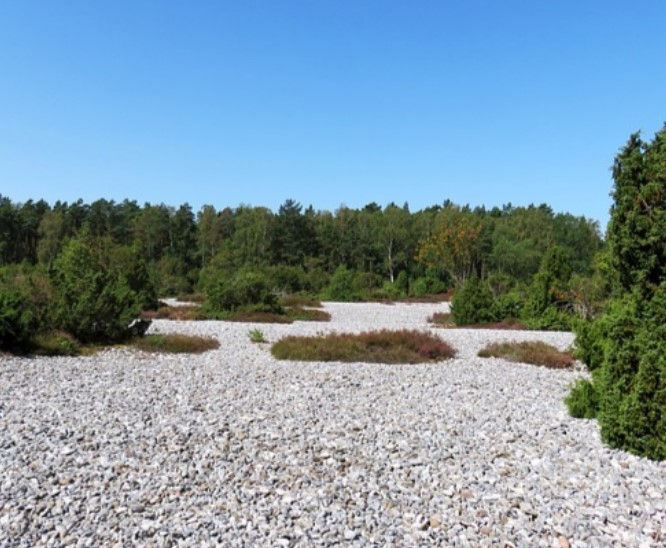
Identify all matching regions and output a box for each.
[570,125,666,460]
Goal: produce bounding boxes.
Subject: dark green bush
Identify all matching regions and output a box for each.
[523,307,573,331]
[573,302,623,371]
[51,237,142,343]
[490,292,523,322]
[565,378,599,419]
[323,266,360,301]
[154,255,194,297]
[267,265,307,294]
[111,245,159,310]
[375,280,404,300]
[410,275,446,298]
[450,277,495,325]
[566,126,666,460]
[395,270,409,294]
[0,286,33,351]
[205,268,283,315]
[523,246,577,330]
[352,271,383,297]
[590,288,666,460]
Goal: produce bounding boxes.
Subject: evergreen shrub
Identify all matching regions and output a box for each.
[490,292,523,322]
[565,378,599,419]
[205,268,283,315]
[450,277,495,325]
[410,276,446,297]
[51,237,142,343]
[0,286,33,351]
[568,126,666,460]
[324,266,360,301]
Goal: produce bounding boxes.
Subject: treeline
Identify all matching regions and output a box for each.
[0,195,602,298]
[0,191,606,353]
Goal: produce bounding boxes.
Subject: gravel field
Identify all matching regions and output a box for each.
[1,302,665,547]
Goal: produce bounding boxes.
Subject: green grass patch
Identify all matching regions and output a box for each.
[285,306,331,322]
[31,331,83,356]
[248,328,266,343]
[478,340,574,369]
[133,334,220,354]
[271,329,455,364]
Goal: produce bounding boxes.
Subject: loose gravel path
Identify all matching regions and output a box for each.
[1,302,664,546]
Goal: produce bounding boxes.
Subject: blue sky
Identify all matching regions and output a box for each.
[1,1,665,228]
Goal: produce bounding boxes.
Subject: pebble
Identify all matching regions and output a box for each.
[0,301,665,546]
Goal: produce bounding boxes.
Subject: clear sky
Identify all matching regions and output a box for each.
[1,1,665,228]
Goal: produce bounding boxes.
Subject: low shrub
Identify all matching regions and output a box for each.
[50,236,142,343]
[481,318,527,330]
[573,301,624,371]
[372,280,404,301]
[428,312,454,327]
[324,266,360,302]
[267,265,308,294]
[395,270,409,294]
[286,306,332,322]
[223,311,293,324]
[176,292,206,303]
[478,340,574,369]
[491,292,524,322]
[352,271,383,297]
[205,269,283,315]
[410,276,446,298]
[450,277,495,326]
[430,312,526,330]
[565,378,599,419]
[271,329,456,364]
[153,305,205,321]
[523,307,574,331]
[0,287,33,351]
[133,334,220,354]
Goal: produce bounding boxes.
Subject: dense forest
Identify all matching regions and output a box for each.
[1,123,665,460]
[0,193,603,334]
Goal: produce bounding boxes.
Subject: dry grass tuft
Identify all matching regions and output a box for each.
[428,312,454,327]
[430,313,526,330]
[271,329,455,364]
[223,311,293,324]
[151,305,205,321]
[133,334,220,354]
[477,318,527,330]
[176,292,206,303]
[478,340,574,369]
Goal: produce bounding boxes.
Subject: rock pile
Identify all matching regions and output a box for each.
[1,302,664,545]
